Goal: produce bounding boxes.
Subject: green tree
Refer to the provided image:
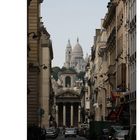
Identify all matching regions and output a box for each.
[69,67,77,73]
[77,71,85,80]
[61,66,67,72]
[51,66,61,81]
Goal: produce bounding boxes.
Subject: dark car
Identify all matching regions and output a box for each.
[78,128,86,137]
[78,123,89,137]
[108,125,124,140]
[45,127,58,138]
[64,128,77,138]
[128,124,136,140]
[101,128,109,140]
[74,127,79,135]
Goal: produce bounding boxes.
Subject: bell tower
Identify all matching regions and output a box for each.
[64,39,72,68]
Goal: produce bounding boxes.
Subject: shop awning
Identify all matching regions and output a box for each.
[107,110,117,121]
[111,91,130,101]
[107,105,123,121]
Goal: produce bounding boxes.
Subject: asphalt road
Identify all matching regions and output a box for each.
[46,134,88,140]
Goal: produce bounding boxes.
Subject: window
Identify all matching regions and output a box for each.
[65,76,71,87]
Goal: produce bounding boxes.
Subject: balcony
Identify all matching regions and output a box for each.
[117,63,126,90]
[106,101,112,108]
[91,46,96,61]
[98,41,107,57]
[98,96,102,106]
[129,15,136,32]
[129,52,136,63]
[106,27,116,51]
[107,63,116,75]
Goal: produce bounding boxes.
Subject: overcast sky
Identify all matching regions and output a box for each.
[41,0,109,67]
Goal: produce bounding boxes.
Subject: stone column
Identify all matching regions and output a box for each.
[71,104,73,127]
[78,105,81,127]
[56,105,58,126]
[63,104,66,126]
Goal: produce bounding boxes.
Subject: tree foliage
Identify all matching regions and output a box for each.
[51,66,61,81]
[77,71,85,80]
[52,66,85,81]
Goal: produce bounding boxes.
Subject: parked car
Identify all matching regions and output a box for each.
[78,127,86,137]
[81,123,89,129]
[112,130,129,140]
[78,123,89,137]
[128,124,136,140]
[64,128,77,138]
[45,127,58,138]
[74,127,78,135]
[58,127,64,134]
[78,128,84,136]
[108,125,124,140]
[101,128,109,140]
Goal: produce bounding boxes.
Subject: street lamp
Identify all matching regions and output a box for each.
[28,63,48,71]
[27,32,38,39]
[27,32,39,57]
[40,64,48,70]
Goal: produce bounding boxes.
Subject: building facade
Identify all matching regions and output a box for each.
[51,40,89,127]
[27,0,42,126]
[27,0,54,128]
[126,0,136,127]
[79,55,91,124]
[88,0,136,126]
[90,25,108,121]
[53,70,82,127]
[39,22,53,128]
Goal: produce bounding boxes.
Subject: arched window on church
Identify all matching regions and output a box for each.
[65,76,71,87]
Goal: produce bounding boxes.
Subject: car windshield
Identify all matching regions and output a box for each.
[111,126,123,131]
[65,128,75,132]
[81,124,89,128]
[103,129,109,134]
[46,128,55,132]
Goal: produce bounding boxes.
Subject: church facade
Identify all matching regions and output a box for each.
[51,69,83,128]
[51,38,88,128]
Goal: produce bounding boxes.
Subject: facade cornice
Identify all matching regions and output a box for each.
[103,1,117,28]
[98,41,107,57]
[40,26,50,38]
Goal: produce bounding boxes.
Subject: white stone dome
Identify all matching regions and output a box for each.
[72,38,83,55]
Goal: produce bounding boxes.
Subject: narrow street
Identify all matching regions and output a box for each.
[27,0,136,140]
[46,134,88,140]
